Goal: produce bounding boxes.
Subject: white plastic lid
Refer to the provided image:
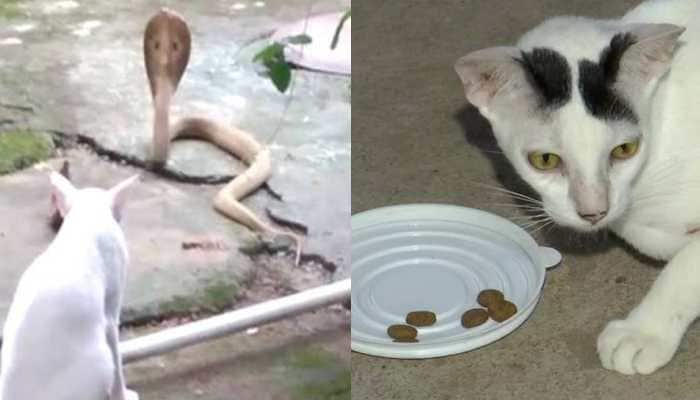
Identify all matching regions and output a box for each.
[351,204,561,359]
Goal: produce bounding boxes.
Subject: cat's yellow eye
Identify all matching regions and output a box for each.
[528,152,561,171]
[611,139,640,160]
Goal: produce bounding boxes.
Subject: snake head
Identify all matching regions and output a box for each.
[143,8,191,97]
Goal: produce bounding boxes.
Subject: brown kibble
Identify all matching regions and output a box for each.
[387,324,418,341]
[461,308,489,328]
[405,311,436,327]
[488,300,518,322]
[477,289,504,308]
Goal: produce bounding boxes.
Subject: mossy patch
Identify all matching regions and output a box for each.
[284,347,350,400]
[287,347,340,369]
[202,280,239,311]
[292,369,350,400]
[0,130,54,174]
[0,0,23,19]
[156,275,241,316]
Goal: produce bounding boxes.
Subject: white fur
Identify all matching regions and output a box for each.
[457,0,700,374]
[0,173,139,399]
[598,0,700,375]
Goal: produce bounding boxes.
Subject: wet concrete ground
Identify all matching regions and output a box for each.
[351,0,700,399]
[0,0,350,310]
[0,0,349,397]
[0,0,350,274]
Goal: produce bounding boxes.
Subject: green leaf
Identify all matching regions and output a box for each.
[286,34,312,45]
[331,9,351,50]
[268,62,292,93]
[253,42,285,64]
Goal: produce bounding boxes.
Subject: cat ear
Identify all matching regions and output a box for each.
[617,23,685,83]
[108,175,139,221]
[49,172,76,217]
[454,46,535,114]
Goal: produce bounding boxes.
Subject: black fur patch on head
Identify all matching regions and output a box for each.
[517,48,571,108]
[578,33,638,122]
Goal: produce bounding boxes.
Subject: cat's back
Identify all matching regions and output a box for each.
[0,220,125,398]
[638,1,700,170]
[6,243,107,323]
[608,0,700,251]
[0,241,108,358]
[1,215,128,335]
[622,0,697,26]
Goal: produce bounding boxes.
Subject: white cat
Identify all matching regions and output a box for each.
[455,0,700,375]
[0,172,139,399]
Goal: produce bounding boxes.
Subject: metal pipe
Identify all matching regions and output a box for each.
[120,278,351,363]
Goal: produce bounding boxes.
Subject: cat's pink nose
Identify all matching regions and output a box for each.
[578,210,607,224]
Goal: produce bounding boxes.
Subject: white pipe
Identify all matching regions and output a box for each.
[120,278,351,363]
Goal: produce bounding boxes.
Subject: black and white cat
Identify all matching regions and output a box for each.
[0,172,139,399]
[455,0,700,375]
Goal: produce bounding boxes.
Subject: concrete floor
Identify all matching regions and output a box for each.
[0,0,350,275]
[0,0,350,397]
[351,1,700,399]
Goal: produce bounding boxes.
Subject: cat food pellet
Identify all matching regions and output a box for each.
[405,311,437,327]
[461,308,489,328]
[477,289,504,308]
[488,300,518,322]
[387,324,418,341]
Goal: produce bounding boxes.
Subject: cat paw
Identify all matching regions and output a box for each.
[125,389,140,400]
[597,319,678,375]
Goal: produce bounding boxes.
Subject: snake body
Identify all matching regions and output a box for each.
[144,9,301,264]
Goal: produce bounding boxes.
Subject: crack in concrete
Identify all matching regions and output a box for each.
[44,129,340,278]
[266,207,308,234]
[241,240,338,274]
[0,103,34,113]
[47,129,283,199]
[300,253,338,273]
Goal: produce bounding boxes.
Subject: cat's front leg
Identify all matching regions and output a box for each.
[597,240,700,374]
[125,389,140,400]
[106,319,138,400]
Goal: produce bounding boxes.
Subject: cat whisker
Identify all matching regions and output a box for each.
[481,149,505,155]
[507,212,549,219]
[493,207,546,217]
[491,202,544,211]
[507,211,549,218]
[510,215,550,224]
[527,219,555,235]
[520,222,552,232]
[486,193,544,208]
[468,181,543,205]
[544,222,557,236]
[518,216,553,230]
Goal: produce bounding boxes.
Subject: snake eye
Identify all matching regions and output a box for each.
[611,139,640,160]
[527,152,561,171]
[154,41,160,50]
[172,42,178,51]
